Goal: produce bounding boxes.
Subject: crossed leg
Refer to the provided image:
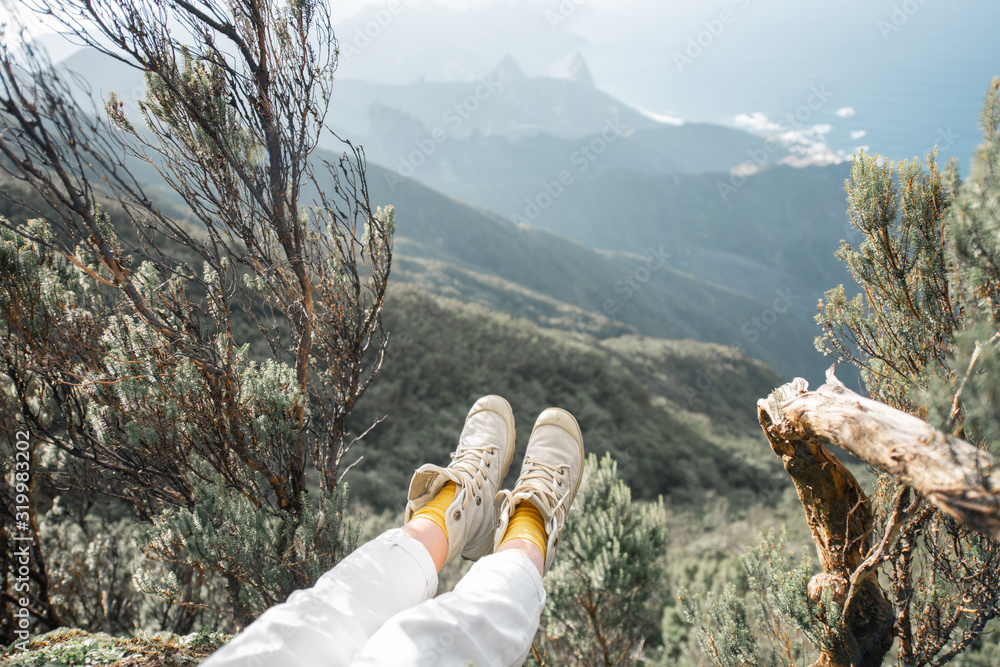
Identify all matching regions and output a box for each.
[202,397,582,667]
[201,525,544,667]
[351,522,545,667]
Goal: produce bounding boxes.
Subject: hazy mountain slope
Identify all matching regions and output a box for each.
[391,255,636,339]
[53,47,795,185]
[364,162,828,380]
[34,45,836,381]
[400,159,859,389]
[361,114,793,192]
[414,162,856,303]
[347,285,785,510]
[330,64,659,141]
[331,58,795,182]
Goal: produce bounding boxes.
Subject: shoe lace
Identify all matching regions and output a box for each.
[449,444,498,508]
[512,457,571,524]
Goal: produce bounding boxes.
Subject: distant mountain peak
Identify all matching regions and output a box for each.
[568,52,594,88]
[491,54,525,84]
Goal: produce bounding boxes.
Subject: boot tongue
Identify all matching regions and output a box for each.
[526,494,550,519]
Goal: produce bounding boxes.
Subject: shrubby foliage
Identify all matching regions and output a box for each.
[1,626,227,666]
[0,219,364,630]
[0,0,390,637]
[532,454,669,666]
[681,530,818,667]
[815,81,1000,666]
[689,80,1000,667]
[135,475,358,619]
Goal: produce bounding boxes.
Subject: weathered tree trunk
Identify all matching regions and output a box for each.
[759,372,895,667]
[763,368,1000,541]
[759,367,1000,667]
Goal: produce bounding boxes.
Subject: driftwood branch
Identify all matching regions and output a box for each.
[758,366,1000,667]
[758,373,894,667]
[764,367,1000,541]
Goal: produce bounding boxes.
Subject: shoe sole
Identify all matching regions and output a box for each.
[468,395,517,485]
[530,407,585,503]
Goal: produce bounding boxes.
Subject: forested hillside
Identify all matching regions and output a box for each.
[362,162,831,381]
[0,176,786,514]
[346,285,785,510]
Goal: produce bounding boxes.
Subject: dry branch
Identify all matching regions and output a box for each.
[758,373,894,667]
[763,367,1000,542]
[758,366,1000,667]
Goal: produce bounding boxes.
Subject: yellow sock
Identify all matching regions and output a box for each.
[410,481,456,538]
[499,501,548,561]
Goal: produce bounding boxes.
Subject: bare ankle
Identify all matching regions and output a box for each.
[403,517,449,572]
[497,537,544,576]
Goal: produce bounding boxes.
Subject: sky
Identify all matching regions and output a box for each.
[6,0,1000,168]
[332,0,498,19]
[327,0,1000,168]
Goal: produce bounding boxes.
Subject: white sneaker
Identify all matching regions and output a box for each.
[405,395,516,564]
[494,407,584,574]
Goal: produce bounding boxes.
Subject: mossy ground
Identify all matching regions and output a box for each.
[2,627,231,666]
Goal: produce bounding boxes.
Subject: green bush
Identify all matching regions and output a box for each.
[680,529,818,667]
[532,454,669,666]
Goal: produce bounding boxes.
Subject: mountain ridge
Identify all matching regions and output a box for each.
[363,161,833,382]
[41,45,844,383]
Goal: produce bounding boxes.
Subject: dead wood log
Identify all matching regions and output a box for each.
[763,367,1000,542]
[759,366,1000,666]
[757,371,892,667]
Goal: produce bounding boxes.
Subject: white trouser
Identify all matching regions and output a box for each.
[201,528,545,667]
